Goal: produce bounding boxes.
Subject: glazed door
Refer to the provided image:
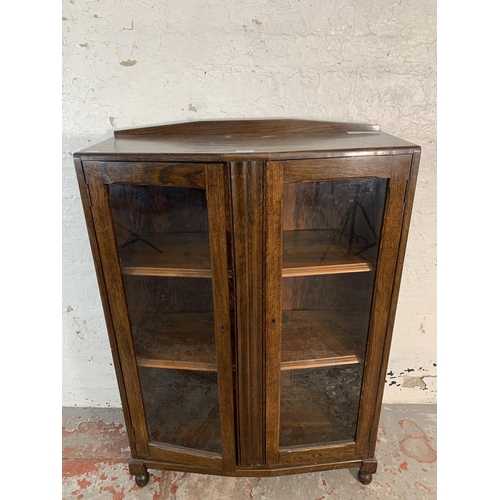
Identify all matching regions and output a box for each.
[84,161,235,472]
[264,155,411,465]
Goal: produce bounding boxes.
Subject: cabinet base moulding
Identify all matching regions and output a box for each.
[129,456,378,480]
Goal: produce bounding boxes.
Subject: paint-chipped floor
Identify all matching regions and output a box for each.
[62,404,436,499]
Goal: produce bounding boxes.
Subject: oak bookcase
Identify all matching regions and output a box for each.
[74,119,420,486]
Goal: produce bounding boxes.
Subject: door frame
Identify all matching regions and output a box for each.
[263,154,412,465]
[82,160,236,472]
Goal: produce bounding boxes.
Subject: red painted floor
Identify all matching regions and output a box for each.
[62,408,168,499]
[62,405,436,499]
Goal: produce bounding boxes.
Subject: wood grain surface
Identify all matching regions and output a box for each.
[75,120,416,162]
[206,163,237,471]
[263,162,284,465]
[231,161,266,466]
[113,119,381,137]
[84,161,150,456]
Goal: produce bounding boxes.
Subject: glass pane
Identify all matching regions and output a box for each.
[108,183,223,455]
[139,367,221,453]
[280,365,363,446]
[110,184,211,274]
[280,178,386,448]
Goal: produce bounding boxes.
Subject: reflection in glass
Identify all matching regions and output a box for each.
[140,367,222,453]
[280,178,386,448]
[280,365,363,447]
[108,184,222,454]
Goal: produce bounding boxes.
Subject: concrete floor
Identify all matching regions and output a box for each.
[62,404,436,499]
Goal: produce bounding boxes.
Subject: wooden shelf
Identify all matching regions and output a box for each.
[119,230,371,278]
[134,309,367,372]
[119,232,218,278]
[281,310,368,370]
[133,312,218,372]
[282,230,374,277]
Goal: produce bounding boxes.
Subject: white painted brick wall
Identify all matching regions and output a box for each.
[62,0,436,406]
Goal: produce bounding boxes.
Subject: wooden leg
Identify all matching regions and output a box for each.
[129,459,149,487]
[358,458,377,485]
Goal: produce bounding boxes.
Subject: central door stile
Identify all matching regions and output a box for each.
[230,161,265,466]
